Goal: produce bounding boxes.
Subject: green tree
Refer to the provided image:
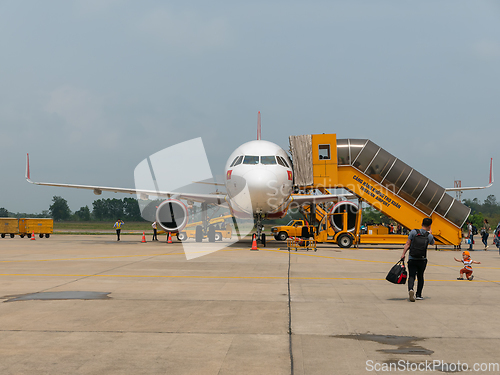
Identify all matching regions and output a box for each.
[362,206,390,225]
[0,207,8,217]
[49,196,71,221]
[75,205,91,221]
[92,199,108,221]
[107,198,124,220]
[123,198,143,221]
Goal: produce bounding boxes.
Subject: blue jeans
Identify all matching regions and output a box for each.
[482,233,489,247]
[469,234,473,250]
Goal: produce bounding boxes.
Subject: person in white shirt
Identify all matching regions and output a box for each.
[152,221,158,241]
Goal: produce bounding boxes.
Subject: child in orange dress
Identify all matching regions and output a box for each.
[454,251,481,281]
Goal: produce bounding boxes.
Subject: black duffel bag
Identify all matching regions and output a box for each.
[386,259,407,284]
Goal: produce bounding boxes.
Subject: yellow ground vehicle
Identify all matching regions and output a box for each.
[315,209,362,248]
[271,220,314,241]
[288,134,468,246]
[19,218,53,238]
[0,218,53,238]
[0,218,19,238]
[158,215,233,242]
[177,223,232,242]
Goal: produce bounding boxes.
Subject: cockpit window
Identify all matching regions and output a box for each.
[233,155,243,166]
[277,156,290,168]
[261,156,277,165]
[230,156,240,167]
[243,155,260,165]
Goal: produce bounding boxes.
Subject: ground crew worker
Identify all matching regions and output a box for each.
[454,251,481,280]
[152,221,158,241]
[113,219,124,241]
[401,218,434,302]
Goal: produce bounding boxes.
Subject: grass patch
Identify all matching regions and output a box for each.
[54,221,151,231]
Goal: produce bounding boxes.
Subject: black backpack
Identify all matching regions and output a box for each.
[472,225,478,235]
[409,229,429,259]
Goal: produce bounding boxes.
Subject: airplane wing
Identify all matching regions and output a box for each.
[445,158,494,192]
[25,154,227,205]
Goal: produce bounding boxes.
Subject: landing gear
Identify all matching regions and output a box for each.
[195,225,203,242]
[208,225,216,242]
[255,212,266,247]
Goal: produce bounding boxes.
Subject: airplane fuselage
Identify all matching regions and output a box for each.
[224,140,293,218]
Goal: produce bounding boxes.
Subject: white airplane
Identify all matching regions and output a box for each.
[26,113,351,245]
[444,158,494,201]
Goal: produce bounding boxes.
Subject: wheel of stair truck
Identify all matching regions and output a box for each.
[45,234,50,239]
[1,234,4,238]
[214,232,222,241]
[39,234,44,238]
[195,225,203,242]
[208,225,216,242]
[27,233,32,239]
[337,233,354,248]
[261,233,266,247]
[277,231,288,241]
[177,232,187,241]
[10,234,14,238]
[20,234,25,238]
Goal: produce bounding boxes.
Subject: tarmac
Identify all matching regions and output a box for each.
[0,235,499,374]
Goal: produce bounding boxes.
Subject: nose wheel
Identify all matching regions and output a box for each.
[255,213,266,247]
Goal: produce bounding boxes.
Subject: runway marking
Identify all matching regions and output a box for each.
[0,273,499,283]
[262,249,500,269]
[0,248,248,263]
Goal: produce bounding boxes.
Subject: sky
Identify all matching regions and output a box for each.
[1,0,499,214]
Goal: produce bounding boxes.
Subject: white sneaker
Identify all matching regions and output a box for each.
[415,296,424,300]
[409,290,415,302]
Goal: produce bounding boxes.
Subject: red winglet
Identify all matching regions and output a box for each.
[489,158,493,185]
[26,153,30,180]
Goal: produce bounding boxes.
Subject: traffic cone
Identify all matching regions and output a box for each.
[141,232,146,243]
[167,232,172,244]
[31,231,35,241]
[251,234,258,251]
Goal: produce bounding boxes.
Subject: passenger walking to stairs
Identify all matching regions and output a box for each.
[493,223,500,254]
[114,219,124,241]
[467,221,474,251]
[481,219,490,250]
[401,218,434,302]
[454,251,480,280]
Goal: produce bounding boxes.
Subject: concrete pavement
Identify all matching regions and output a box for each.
[0,235,499,374]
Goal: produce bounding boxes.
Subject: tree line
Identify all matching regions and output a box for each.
[0,196,146,222]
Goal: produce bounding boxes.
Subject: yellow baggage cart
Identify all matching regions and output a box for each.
[19,218,53,238]
[0,218,20,238]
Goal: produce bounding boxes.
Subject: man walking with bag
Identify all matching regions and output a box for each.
[401,218,435,302]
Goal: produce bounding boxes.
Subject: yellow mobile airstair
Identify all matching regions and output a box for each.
[289,135,469,246]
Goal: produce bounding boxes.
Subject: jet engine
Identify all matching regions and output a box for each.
[330,201,360,232]
[155,199,189,232]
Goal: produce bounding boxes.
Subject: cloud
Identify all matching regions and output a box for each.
[44,86,117,148]
[74,0,124,15]
[474,40,500,60]
[136,8,232,53]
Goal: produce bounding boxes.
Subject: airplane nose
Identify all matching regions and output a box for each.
[242,169,280,211]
